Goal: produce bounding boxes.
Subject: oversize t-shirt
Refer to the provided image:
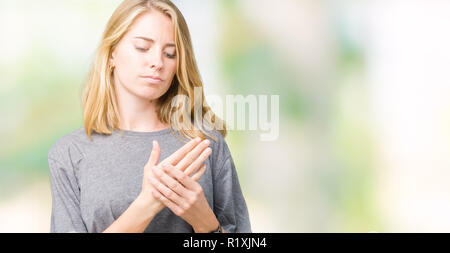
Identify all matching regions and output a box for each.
[47,127,251,233]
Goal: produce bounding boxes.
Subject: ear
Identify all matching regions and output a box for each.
[109,57,115,67]
[110,49,117,67]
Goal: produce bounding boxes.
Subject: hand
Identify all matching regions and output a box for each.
[139,137,212,213]
[149,163,220,233]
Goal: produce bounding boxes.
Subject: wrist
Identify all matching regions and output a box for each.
[135,193,161,220]
[193,215,220,233]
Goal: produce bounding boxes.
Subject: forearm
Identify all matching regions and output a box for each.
[103,194,160,233]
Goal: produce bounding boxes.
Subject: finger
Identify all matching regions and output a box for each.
[152,165,189,199]
[148,173,185,207]
[165,163,200,191]
[184,147,212,176]
[147,140,161,166]
[191,164,207,182]
[175,139,210,172]
[151,189,183,216]
[161,137,202,166]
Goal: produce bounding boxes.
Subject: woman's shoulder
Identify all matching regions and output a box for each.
[203,128,225,143]
[47,127,89,165]
[203,128,227,149]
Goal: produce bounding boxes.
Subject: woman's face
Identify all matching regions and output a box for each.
[110,10,177,102]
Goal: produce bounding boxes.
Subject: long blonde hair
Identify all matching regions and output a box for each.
[81,0,226,142]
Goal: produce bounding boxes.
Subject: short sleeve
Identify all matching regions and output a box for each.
[47,140,87,233]
[211,135,252,233]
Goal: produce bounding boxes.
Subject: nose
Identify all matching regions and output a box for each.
[148,49,164,70]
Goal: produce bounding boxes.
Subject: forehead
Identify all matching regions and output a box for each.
[127,10,175,42]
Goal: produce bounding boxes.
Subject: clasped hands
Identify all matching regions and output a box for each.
[140,137,220,233]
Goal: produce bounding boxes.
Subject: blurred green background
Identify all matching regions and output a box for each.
[1,0,450,232]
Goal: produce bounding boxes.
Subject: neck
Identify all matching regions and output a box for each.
[115,84,169,132]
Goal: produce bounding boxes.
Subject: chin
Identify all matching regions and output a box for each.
[137,92,163,101]
[130,82,171,101]
[133,88,165,101]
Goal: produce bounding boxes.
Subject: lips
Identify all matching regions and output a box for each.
[141,75,163,84]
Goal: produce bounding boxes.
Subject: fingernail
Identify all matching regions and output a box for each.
[206,148,212,154]
[204,140,210,145]
[195,137,201,143]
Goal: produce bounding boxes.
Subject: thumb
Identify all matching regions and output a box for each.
[147,140,161,167]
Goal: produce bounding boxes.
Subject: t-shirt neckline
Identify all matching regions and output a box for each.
[115,127,173,137]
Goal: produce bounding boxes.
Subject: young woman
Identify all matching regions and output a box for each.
[47,0,251,233]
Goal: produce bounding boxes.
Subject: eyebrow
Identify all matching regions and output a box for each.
[134,36,176,47]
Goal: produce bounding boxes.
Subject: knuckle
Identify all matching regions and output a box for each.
[169,181,178,190]
[170,166,179,175]
[189,196,196,205]
[175,173,183,181]
[166,164,174,172]
[153,167,161,177]
[166,167,175,176]
[195,186,203,195]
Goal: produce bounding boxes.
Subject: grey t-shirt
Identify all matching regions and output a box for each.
[47,127,251,233]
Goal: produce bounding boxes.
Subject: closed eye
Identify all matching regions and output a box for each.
[135,47,148,52]
[135,47,176,59]
[165,52,177,59]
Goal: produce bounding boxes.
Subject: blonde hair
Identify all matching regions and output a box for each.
[81,0,226,142]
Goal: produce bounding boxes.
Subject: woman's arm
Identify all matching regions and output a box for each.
[103,193,161,233]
